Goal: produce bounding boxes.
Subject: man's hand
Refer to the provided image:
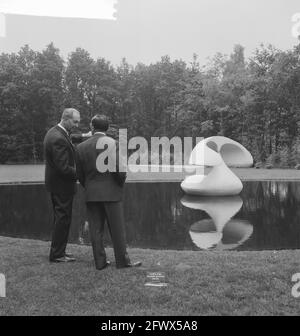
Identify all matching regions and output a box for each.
[82,131,92,138]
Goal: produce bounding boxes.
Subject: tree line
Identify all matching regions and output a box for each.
[0,42,300,167]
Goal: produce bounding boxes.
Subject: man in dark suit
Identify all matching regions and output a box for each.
[44,108,80,262]
[76,114,142,270]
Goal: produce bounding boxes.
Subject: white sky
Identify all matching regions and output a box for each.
[0,0,299,65]
[0,0,117,19]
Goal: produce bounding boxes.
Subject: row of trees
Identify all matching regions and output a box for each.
[0,42,300,166]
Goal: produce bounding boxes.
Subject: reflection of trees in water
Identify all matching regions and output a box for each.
[95,181,300,250]
[0,184,87,243]
[1,181,300,250]
[0,184,53,240]
[122,183,196,249]
[240,181,300,250]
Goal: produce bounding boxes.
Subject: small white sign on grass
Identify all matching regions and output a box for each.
[145,272,168,287]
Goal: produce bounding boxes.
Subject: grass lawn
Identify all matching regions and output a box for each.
[0,236,299,316]
[1,164,300,184]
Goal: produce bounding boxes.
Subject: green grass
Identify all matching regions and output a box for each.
[0,237,299,316]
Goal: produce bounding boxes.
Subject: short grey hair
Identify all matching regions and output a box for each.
[61,108,79,121]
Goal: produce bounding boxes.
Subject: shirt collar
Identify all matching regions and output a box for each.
[94,131,106,135]
[58,123,69,135]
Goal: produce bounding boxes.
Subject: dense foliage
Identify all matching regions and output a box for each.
[0,42,300,167]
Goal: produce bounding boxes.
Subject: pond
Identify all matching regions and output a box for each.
[0,181,300,251]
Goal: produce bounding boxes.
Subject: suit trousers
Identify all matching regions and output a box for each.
[49,193,73,260]
[86,201,129,269]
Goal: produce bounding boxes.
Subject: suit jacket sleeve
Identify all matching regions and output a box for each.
[52,138,77,181]
[75,146,85,187]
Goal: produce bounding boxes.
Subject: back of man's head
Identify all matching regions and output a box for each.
[91,114,109,132]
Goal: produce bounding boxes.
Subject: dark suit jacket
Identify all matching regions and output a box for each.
[43,125,77,196]
[76,133,126,202]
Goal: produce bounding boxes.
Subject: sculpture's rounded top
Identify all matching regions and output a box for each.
[189,136,253,167]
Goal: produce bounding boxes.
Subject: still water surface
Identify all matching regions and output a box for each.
[0,181,300,251]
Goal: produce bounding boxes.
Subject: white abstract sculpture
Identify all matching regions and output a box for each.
[181,195,253,250]
[181,136,253,196]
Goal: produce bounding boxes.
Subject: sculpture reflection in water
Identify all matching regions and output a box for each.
[181,195,253,250]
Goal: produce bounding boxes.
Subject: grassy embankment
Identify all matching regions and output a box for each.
[1,164,300,184]
[0,237,299,316]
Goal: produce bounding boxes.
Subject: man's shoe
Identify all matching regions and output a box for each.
[116,261,142,269]
[64,253,75,259]
[96,261,111,270]
[50,256,76,263]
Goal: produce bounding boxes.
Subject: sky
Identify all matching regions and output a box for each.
[0,0,299,66]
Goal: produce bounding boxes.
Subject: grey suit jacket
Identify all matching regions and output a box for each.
[44,125,77,196]
[76,133,126,202]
